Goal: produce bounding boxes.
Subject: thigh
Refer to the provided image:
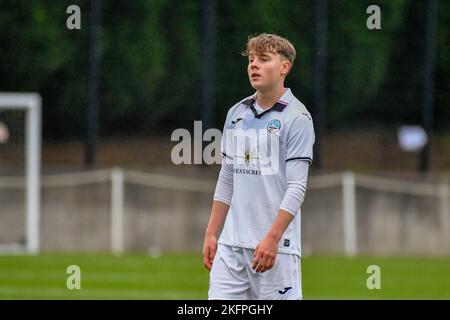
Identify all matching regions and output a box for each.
[208,244,251,300]
[245,251,302,300]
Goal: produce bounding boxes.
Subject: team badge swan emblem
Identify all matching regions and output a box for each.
[267,119,281,133]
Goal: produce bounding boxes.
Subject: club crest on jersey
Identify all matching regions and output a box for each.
[267,119,281,133]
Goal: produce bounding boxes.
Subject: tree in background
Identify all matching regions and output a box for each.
[0,0,448,141]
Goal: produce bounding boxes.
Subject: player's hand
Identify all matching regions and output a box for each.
[252,236,278,273]
[202,234,217,271]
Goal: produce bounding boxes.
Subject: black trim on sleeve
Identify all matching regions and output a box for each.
[302,112,312,120]
[286,157,312,163]
[222,152,233,160]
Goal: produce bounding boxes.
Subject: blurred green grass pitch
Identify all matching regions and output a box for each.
[0,253,449,299]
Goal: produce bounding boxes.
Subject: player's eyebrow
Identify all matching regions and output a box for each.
[248,53,271,60]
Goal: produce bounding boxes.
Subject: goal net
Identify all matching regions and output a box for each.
[0,93,41,254]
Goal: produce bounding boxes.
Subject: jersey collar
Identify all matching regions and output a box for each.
[242,88,293,119]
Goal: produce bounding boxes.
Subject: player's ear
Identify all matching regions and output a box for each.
[281,60,291,76]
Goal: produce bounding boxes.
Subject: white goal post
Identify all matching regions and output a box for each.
[0,93,41,254]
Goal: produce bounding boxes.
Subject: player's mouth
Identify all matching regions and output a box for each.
[251,73,261,80]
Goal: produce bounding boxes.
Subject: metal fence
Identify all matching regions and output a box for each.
[0,169,449,256]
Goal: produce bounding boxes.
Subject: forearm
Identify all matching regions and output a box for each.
[265,160,309,242]
[279,160,309,215]
[265,209,294,242]
[205,200,229,237]
[252,209,294,273]
[203,200,229,271]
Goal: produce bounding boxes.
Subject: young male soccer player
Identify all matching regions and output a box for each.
[202,33,315,300]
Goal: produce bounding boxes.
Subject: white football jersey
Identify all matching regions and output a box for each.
[217,88,315,257]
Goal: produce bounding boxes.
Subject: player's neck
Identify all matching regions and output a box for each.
[255,86,286,110]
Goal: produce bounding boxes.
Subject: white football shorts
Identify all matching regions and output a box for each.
[208,244,302,300]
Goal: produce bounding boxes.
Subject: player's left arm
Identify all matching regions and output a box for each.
[252,160,309,273]
[252,208,295,273]
[253,114,315,273]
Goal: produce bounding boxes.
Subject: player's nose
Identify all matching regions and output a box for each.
[250,63,259,70]
[249,59,260,69]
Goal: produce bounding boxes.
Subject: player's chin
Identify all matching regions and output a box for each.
[249,81,265,91]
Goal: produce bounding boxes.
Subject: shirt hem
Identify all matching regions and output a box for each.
[218,239,301,258]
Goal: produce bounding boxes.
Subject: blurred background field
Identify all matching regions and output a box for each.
[1,253,450,300]
[0,0,449,300]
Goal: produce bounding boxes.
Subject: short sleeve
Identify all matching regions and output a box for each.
[285,115,315,165]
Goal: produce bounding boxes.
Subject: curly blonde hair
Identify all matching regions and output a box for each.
[242,33,296,66]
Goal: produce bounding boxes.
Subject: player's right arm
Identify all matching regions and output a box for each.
[202,200,230,271]
[203,105,238,271]
[202,155,233,270]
